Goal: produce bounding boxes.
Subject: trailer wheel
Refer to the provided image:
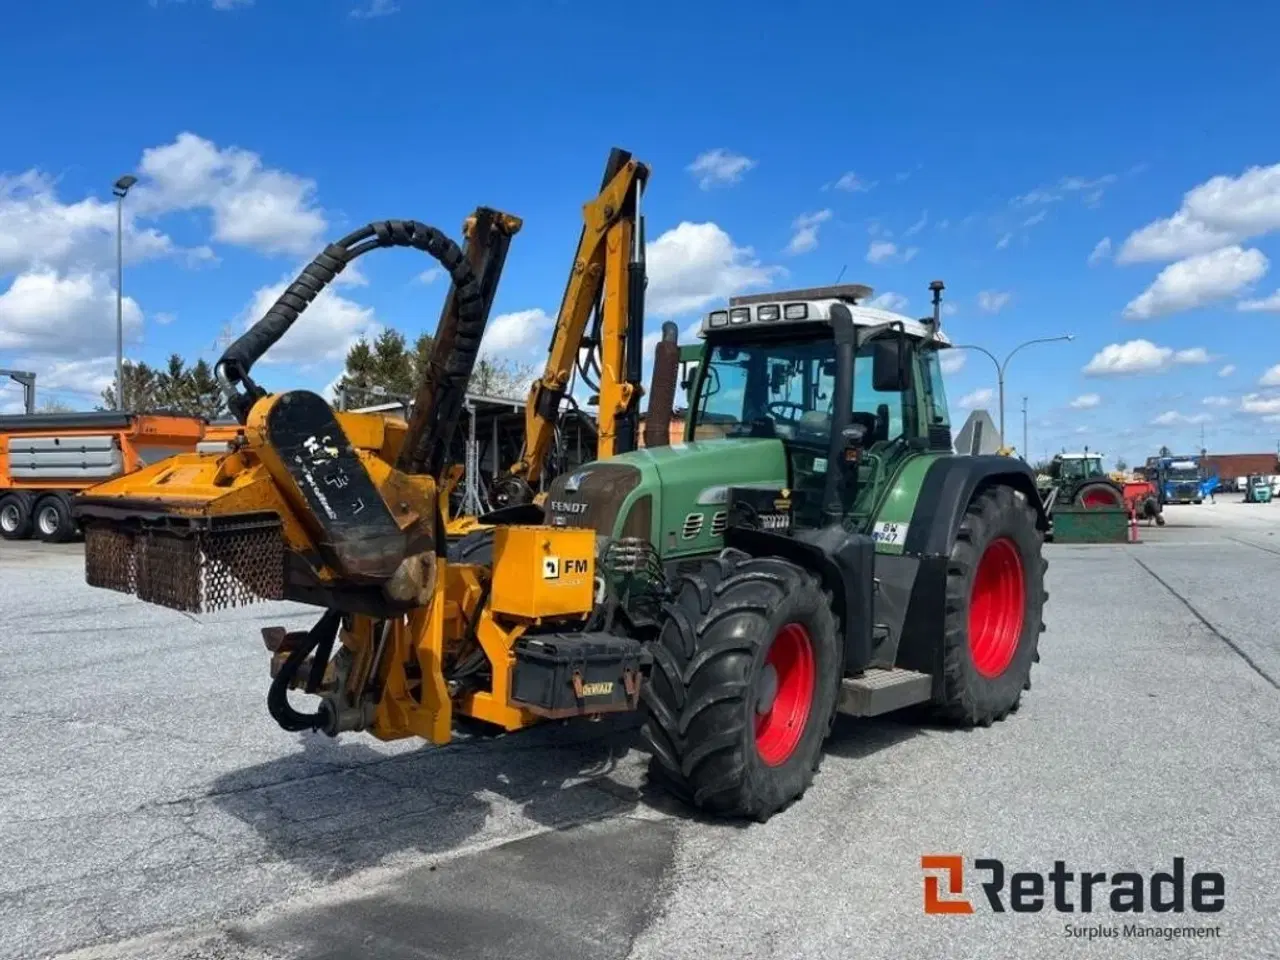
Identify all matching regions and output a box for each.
[641,549,841,822]
[34,494,75,543]
[934,484,1046,726]
[0,494,32,541]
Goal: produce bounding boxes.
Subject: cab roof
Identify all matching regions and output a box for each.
[698,283,952,345]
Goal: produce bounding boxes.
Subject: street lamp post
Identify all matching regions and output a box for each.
[951,335,1074,448]
[112,174,138,411]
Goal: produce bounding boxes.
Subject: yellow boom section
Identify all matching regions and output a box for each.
[508,151,649,486]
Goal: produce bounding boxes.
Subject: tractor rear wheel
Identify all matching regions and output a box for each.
[1075,481,1123,509]
[935,484,1046,726]
[641,549,841,822]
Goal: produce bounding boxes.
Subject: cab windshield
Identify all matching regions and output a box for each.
[1059,457,1106,481]
[1168,464,1200,480]
[690,333,909,444]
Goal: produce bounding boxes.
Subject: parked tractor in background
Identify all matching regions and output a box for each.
[1039,451,1125,510]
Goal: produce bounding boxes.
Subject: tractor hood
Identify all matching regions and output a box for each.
[543,438,789,556]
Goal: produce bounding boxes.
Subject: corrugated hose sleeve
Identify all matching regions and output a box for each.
[216,220,483,422]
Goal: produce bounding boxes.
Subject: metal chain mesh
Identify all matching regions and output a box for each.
[84,520,285,614]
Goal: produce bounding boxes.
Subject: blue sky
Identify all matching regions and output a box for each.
[2,0,1279,466]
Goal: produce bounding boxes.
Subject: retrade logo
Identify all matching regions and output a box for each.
[920,855,1225,917]
[921,855,974,914]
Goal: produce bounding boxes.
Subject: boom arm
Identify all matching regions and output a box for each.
[504,148,649,490]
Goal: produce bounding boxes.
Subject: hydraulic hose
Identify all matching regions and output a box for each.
[216,220,483,425]
[267,609,341,734]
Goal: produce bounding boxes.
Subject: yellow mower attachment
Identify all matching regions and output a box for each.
[77,393,437,614]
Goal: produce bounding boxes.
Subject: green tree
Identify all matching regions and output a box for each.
[335,329,434,408]
[334,326,534,406]
[37,398,74,413]
[1115,457,1128,472]
[98,355,228,419]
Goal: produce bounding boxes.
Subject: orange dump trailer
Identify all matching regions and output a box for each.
[0,411,205,543]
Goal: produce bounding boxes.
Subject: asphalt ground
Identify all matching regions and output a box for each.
[2,499,1278,960]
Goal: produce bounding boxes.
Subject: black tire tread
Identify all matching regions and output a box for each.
[640,548,841,822]
[934,483,1047,726]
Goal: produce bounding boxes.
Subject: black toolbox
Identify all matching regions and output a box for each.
[509,632,644,718]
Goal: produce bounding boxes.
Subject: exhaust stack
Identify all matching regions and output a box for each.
[644,322,680,448]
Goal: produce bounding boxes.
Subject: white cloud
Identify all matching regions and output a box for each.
[1173,347,1210,364]
[939,352,966,374]
[134,132,327,255]
[1241,393,1280,417]
[957,388,994,410]
[0,269,142,356]
[687,149,756,190]
[1238,289,1280,312]
[154,312,176,325]
[0,170,194,277]
[481,308,554,356]
[416,267,442,285]
[645,222,784,318]
[786,209,833,255]
[833,172,873,192]
[1152,410,1212,426]
[866,240,917,265]
[867,292,908,312]
[866,240,897,264]
[1069,393,1101,409]
[904,212,927,237]
[1260,364,1280,387]
[211,0,253,8]
[1122,246,1268,319]
[0,355,119,410]
[1012,174,1118,209]
[1203,395,1233,407]
[350,0,398,17]
[1117,163,1280,263]
[1023,210,1047,228]
[1082,338,1211,377]
[1117,212,1236,264]
[238,274,376,366]
[1219,363,1236,377]
[995,232,1012,250]
[1088,237,1112,265]
[976,290,1012,314]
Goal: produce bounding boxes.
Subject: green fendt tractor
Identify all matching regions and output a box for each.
[465,280,1051,820]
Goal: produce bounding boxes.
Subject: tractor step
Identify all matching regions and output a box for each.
[838,668,933,717]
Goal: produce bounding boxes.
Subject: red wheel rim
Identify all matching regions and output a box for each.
[1080,487,1119,508]
[968,537,1026,678]
[754,623,816,766]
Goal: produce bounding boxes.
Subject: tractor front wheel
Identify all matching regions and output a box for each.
[641,550,841,822]
[935,484,1046,726]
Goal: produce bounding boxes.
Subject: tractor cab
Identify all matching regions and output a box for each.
[685,282,954,530]
[1049,453,1107,483]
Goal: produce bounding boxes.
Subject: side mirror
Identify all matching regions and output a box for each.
[872,338,912,392]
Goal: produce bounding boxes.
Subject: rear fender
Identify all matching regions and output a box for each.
[724,525,875,676]
[902,455,1048,557]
